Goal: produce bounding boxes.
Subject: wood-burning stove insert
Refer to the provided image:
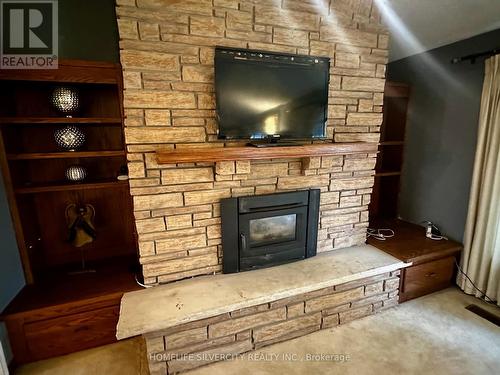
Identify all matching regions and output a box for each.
[221,190,320,273]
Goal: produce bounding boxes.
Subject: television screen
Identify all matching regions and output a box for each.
[215,47,330,140]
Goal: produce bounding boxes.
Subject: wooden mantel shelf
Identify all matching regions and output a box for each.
[156,142,378,164]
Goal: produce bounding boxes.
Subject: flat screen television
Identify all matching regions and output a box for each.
[215,47,330,142]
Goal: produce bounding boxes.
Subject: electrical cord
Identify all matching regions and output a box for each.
[454,258,497,305]
[135,274,153,288]
[428,233,448,241]
[422,221,494,303]
[421,220,448,240]
[367,228,395,241]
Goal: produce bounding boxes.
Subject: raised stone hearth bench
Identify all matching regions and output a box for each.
[117,245,409,374]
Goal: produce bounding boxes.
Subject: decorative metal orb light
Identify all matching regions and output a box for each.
[65,165,87,182]
[50,86,80,116]
[54,126,86,151]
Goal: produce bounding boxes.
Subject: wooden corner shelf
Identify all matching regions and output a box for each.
[14,179,128,194]
[369,80,410,222]
[7,150,125,160]
[0,59,121,84]
[375,171,401,177]
[156,142,379,164]
[379,141,404,146]
[0,117,122,125]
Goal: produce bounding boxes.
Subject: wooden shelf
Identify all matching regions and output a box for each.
[1,256,141,363]
[368,219,461,303]
[0,117,122,125]
[0,59,121,84]
[7,150,125,160]
[1,256,139,316]
[368,219,462,265]
[384,82,410,98]
[375,171,401,177]
[15,179,128,194]
[379,141,404,146]
[157,142,379,164]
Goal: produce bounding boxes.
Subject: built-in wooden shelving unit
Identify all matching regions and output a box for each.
[0,60,139,364]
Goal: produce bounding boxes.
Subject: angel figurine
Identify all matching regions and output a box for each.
[65,203,96,273]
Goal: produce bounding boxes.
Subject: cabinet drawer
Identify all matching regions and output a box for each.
[402,256,455,301]
[24,305,119,362]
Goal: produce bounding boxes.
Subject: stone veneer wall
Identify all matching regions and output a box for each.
[145,270,400,374]
[115,0,389,285]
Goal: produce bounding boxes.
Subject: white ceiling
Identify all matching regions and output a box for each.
[379,0,500,61]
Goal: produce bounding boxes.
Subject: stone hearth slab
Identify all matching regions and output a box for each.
[117,245,408,339]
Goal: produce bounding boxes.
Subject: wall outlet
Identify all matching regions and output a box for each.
[426,222,433,238]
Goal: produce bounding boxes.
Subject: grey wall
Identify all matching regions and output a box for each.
[0,170,25,363]
[59,0,119,62]
[388,29,500,242]
[0,173,25,312]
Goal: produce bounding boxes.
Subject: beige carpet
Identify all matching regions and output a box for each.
[14,336,149,375]
[15,288,500,375]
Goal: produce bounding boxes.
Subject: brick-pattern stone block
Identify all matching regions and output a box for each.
[215,161,235,175]
[235,160,251,174]
[287,302,305,318]
[365,281,384,296]
[162,168,214,185]
[136,217,166,234]
[166,214,192,230]
[339,304,373,323]
[305,286,364,313]
[118,19,138,39]
[165,327,207,349]
[209,308,286,338]
[121,50,177,71]
[322,313,340,328]
[277,175,330,190]
[168,339,252,373]
[230,303,269,318]
[142,252,218,278]
[346,113,384,126]
[253,313,321,343]
[184,189,231,205]
[134,193,183,210]
[155,233,206,254]
[384,277,400,291]
[190,15,225,37]
[124,91,196,109]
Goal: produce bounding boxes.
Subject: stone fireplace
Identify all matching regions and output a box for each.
[115,0,388,286]
[114,3,401,373]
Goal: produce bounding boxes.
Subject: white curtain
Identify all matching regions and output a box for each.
[459,55,500,304]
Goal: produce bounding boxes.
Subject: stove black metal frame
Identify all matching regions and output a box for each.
[221,189,320,273]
